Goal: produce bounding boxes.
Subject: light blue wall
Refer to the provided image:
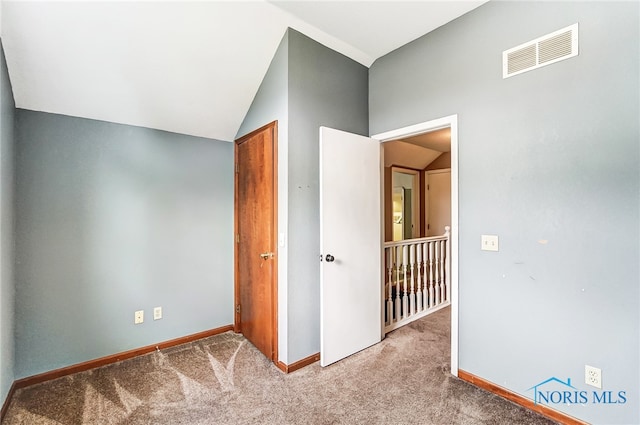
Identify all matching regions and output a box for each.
[237,29,368,364]
[0,40,16,408]
[236,32,290,363]
[236,31,288,140]
[287,29,368,362]
[370,2,639,424]
[14,110,234,379]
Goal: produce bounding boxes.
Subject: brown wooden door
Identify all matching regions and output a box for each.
[235,121,277,362]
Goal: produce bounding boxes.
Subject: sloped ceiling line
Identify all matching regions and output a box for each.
[1,0,487,141]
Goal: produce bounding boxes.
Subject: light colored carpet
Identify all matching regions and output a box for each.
[3,307,557,424]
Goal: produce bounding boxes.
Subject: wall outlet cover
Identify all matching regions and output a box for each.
[134,310,144,325]
[585,364,602,389]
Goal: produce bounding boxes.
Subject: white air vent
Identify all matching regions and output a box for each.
[503,23,578,78]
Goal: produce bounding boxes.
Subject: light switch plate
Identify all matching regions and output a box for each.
[481,235,499,251]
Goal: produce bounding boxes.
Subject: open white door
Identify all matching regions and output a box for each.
[319,127,382,367]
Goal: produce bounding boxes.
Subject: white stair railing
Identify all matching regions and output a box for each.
[384,226,450,333]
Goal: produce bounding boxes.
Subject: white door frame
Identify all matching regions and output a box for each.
[372,114,459,377]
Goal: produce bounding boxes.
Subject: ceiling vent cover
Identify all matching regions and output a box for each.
[503,23,578,78]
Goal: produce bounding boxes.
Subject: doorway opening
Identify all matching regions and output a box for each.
[373,114,459,376]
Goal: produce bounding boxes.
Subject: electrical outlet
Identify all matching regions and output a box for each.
[134,310,144,324]
[585,365,602,389]
[153,306,162,320]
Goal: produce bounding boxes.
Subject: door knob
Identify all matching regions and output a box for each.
[325,254,335,262]
[260,252,274,260]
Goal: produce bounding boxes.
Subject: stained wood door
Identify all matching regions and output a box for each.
[319,126,382,367]
[235,121,277,361]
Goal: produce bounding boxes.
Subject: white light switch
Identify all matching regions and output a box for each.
[481,235,499,251]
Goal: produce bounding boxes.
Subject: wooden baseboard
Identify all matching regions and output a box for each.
[0,382,17,423]
[276,352,320,373]
[458,370,588,425]
[13,324,234,391]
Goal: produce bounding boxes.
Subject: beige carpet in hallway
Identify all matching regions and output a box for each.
[3,307,557,424]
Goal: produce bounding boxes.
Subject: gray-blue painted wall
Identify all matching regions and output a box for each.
[236,31,288,140]
[14,110,234,378]
[0,40,16,408]
[236,31,290,362]
[237,29,368,364]
[286,29,368,362]
[370,2,639,424]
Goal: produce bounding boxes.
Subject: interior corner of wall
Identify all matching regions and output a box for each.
[277,117,289,366]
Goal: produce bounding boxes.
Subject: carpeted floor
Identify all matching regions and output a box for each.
[3,307,558,424]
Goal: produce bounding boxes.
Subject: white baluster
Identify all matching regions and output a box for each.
[409,243,416,317]
[439,239,446,302]
[422,242,428,309]
[434,240,441,306]
[395,246,401,322]
[402,244,408,319]
[428,241,435,308]
[416,243,423,312]
[386,247,393,326]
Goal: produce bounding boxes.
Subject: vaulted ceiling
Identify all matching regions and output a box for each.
[384,128,451,169]
[0,1,487,141]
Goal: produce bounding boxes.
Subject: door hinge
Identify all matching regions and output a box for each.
[428,224,430,230]
[235,164,239,173]
[427,184,430,190]
[236,304,241,314]
[236,234,240,243]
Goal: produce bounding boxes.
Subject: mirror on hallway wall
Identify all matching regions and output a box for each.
[391,168,419,241]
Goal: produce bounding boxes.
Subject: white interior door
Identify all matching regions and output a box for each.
[320,126,382,367]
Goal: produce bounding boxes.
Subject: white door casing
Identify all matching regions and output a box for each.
[372,114,459,377]
[319,126,383,367]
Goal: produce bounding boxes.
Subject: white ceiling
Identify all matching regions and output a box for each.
[395,128,451,153]
[0,0,487,142]
[384,140,442,169]
[384,128,451,169]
